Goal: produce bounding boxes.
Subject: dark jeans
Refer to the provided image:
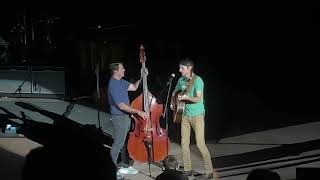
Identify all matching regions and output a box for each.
[118,133,133,167]
[110,115,131,166]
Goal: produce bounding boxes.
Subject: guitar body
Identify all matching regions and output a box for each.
[172,74,197,123]
[172,91,185,123]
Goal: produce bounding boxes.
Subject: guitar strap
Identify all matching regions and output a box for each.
[185,73,197,95]
[185,74,205,117]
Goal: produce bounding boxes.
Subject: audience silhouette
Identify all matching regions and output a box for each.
[246,168,281,180]
[156,155,188,180]
[16,102,117,180]
[22,121,116,180]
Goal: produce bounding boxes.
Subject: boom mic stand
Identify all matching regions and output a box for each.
[94,62,102,132]
[162,74,175,157]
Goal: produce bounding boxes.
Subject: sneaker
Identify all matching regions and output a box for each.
[116,171,124,180]
[118,166,139,175]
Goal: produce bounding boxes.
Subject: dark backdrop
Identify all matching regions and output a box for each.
[1,6,319,141]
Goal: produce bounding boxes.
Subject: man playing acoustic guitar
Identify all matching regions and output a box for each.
[170,58,214,180]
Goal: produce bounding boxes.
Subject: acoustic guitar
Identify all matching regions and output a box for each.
[172,74,197,123]
[172,90,185,123]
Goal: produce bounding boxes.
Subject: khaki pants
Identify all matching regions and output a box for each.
[181,115,213,174]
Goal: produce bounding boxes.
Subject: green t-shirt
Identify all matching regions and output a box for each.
[174,74,205,117]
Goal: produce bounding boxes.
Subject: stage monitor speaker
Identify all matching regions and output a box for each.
[296,167,320,179]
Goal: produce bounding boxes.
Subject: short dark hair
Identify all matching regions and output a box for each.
[109,62,122,74]
[179,58,194,68]
[163,155,178,170]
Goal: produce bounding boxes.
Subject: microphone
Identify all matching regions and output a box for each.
[167,73,176,86]
[169,73,176,81]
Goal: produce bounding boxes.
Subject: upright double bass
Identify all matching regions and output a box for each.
[128,44,170,163]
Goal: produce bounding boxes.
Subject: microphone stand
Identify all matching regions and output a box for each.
[163,76,175,156]
[13,80,25,97]
[94,62,102,132]
[13,67,31,97]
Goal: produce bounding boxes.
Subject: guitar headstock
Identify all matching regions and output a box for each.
[139,44,146,64]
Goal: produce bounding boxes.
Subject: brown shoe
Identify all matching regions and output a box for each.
[183,170,193,176]
[195,173,213,180]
